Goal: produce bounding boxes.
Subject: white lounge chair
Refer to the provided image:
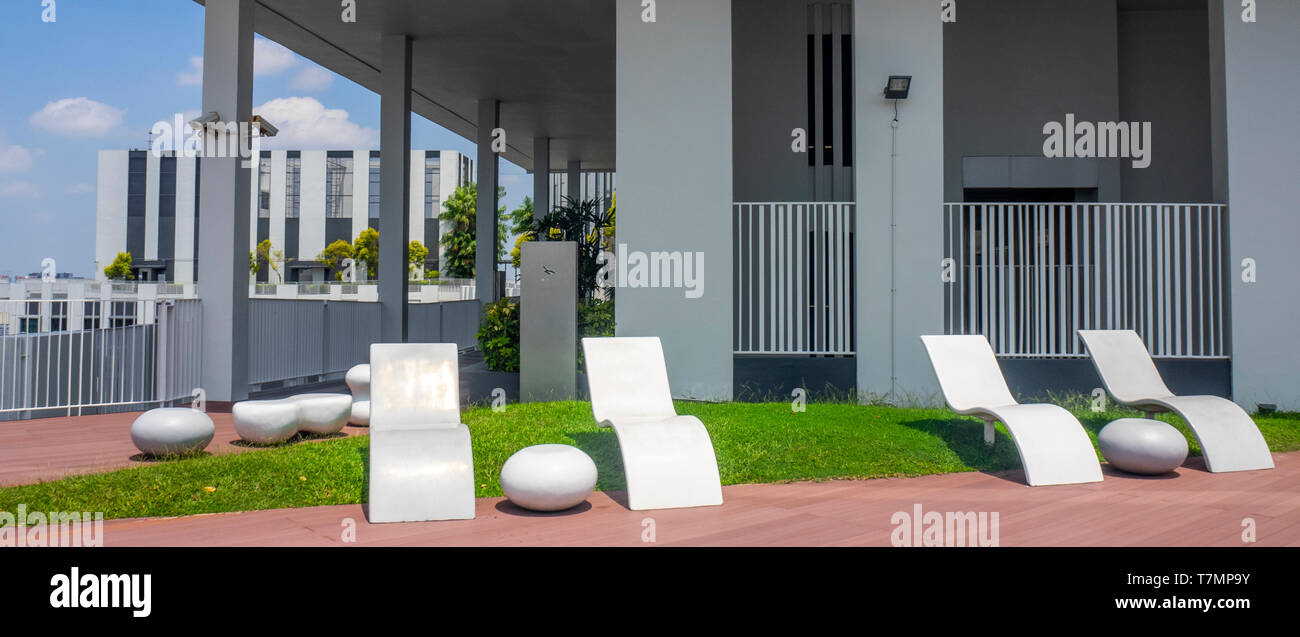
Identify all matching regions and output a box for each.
[581,337,723,510]
[920,335,1104,486]
[1078,330,1273,473]
[366,343,475,523]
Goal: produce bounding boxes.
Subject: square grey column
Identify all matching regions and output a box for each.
[532,136,550,221]
[520,241,577,402]
[378,34,412,343]
[198,0,253,402]
[475,99,500,305]
[566,159,581,204]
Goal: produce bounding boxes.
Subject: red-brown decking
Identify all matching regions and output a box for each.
[95,452,1300,547]
[0,411,367,486]
[4,412,1298,546]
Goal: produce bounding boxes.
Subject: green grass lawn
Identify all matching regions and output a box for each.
[2,402,1297,522]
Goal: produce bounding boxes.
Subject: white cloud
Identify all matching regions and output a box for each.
[29,98,125,137]
[0,145,34,173]
[177,56,203,86]
[254,37,297,76]
[177,38,302,87]
[290,66,333,92]
[67,183,95,195]
[0,181,40,198]
[254,97,377,149]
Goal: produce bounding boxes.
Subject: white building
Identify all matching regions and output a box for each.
[95,149,473,284]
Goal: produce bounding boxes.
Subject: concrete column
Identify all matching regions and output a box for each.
[566,159,581,204]
[532,136,550,220]
[1220,0,1300,411]
[616,0,733,400]
[475,99,500,304]
[197,0,253,402]
[378,34,411,343]
[853,0,944,404]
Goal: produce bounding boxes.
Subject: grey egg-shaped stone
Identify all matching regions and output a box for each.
[131,408,215,457]
[1099,418,1189,475]
[501,444,598,511]
[232,399,300,444]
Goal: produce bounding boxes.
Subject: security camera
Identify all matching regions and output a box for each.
[251,115,278,138]
[188,111,222,131]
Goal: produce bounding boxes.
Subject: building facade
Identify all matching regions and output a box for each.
[173,0,1299,412]
[95,149,473,284]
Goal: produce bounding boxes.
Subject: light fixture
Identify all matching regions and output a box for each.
[187,111,221,131]
[251,114,278,138]
[883,75,912,100]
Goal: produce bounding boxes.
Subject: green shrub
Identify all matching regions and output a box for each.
[477,297,520,372]
[578,298,614,337]
[477,297,614,373]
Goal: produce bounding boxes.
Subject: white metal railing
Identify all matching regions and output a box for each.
[249,279,478,302]
[734,202,855,355]
[943,203,1228,358]
[154,299,203,407]
[0,298,201,416]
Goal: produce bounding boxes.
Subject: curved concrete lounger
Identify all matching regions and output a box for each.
[921,335,1104,486]
[1079,330,1273,473]
[581,337,723,511]
[366,343,474,523]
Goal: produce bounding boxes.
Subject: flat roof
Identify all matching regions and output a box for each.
[194,0,615,172]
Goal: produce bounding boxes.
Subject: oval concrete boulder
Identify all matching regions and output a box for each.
[1099,418,1189,475]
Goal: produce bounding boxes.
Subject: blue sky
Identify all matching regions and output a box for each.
[0,0,530,278]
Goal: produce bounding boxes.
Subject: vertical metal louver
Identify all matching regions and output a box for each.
[807,2,854,202]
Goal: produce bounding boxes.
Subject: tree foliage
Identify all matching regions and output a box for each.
[516,195,616,300]
[104,252,134,281]
[318,239,354,281]
[352,227,380,279]
[438,182,508,279]
[250,239,283,281]
[408,240,429,279]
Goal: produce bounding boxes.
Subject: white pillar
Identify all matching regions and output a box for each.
[853,0,944,403]
[615,0,734,400]
[533,136,550,220]
[476,99,500,304]
[1221,0,1300,411]
[378,34,412,342]
[198,0,253,402]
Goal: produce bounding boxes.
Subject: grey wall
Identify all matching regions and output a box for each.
[1221,0,1300,411]
[943,0,1123,202]
[854,0,944,404]
[732,0,815,201]
[616,0,734,400]
[944,1,1217,204]
[1118,7,1213,202]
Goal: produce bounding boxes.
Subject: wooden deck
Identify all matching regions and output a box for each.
[0,411,367,486]
[5,411,1298,546]
[97,452,1300,547]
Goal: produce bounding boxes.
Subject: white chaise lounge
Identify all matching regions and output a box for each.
[366,343,475,523]
[920,335,1104,486]
[1078,329,1274,473]
[581,337,723,510]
